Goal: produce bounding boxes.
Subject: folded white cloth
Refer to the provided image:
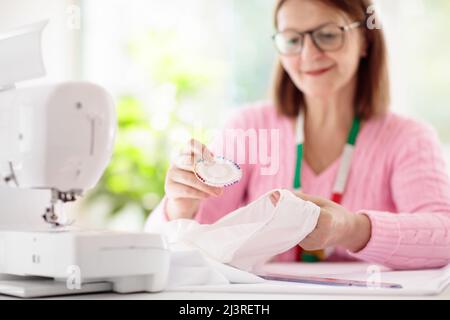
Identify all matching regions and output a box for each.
[148,189,321,288]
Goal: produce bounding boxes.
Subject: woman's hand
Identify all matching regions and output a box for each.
[165,139,224,220]
[294,191,372,253]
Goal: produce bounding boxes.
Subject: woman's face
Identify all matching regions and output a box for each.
[277,0,366,99]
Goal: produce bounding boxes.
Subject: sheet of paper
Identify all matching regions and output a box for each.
[167,262,450,297]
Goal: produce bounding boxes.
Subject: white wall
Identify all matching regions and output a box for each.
[0,0,81,84]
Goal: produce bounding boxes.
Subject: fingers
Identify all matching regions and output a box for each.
[165,138,225,203]
[164,139,222,218]
[181,139,214,161]
[269,191,281,207]
[298,238,322,251]
[175,139,215,171]
[299,228,326,251]
[174,154,198,172]
[188,138,215,160]
[298,210,332,250]
[169,167,223,196]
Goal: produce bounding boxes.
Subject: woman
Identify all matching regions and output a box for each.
[146,0,450,270]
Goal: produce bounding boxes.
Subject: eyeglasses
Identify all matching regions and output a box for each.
[272,22,362,56]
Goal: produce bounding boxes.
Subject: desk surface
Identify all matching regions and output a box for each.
[38,283,450,300]
[1,262,449,300]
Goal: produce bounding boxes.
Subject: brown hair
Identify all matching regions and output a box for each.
[271,0,390,120]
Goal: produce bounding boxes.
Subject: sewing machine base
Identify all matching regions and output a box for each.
[0,229,170,298]
[0,276,113,298]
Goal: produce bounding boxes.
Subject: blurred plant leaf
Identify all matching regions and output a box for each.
[84,28,222,218]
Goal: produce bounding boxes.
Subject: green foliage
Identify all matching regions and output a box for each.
[85,95,171,216]
[84,28,222,218]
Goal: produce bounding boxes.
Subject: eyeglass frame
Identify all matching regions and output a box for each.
[272,21,363,55]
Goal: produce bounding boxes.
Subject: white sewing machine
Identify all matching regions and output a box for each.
[0,21,170,298]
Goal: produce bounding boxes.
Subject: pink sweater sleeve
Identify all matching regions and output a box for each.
[144,196,170,232]
[145,108,253,231]
[349,120,450,270]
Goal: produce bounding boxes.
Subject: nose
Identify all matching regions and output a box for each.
[301,34,322,61]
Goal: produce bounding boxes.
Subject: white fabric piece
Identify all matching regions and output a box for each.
[148,189,321,288]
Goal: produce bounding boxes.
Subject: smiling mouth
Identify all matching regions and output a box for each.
[304,66,334,76]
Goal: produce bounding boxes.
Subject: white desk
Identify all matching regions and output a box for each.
[0,262,449,300]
